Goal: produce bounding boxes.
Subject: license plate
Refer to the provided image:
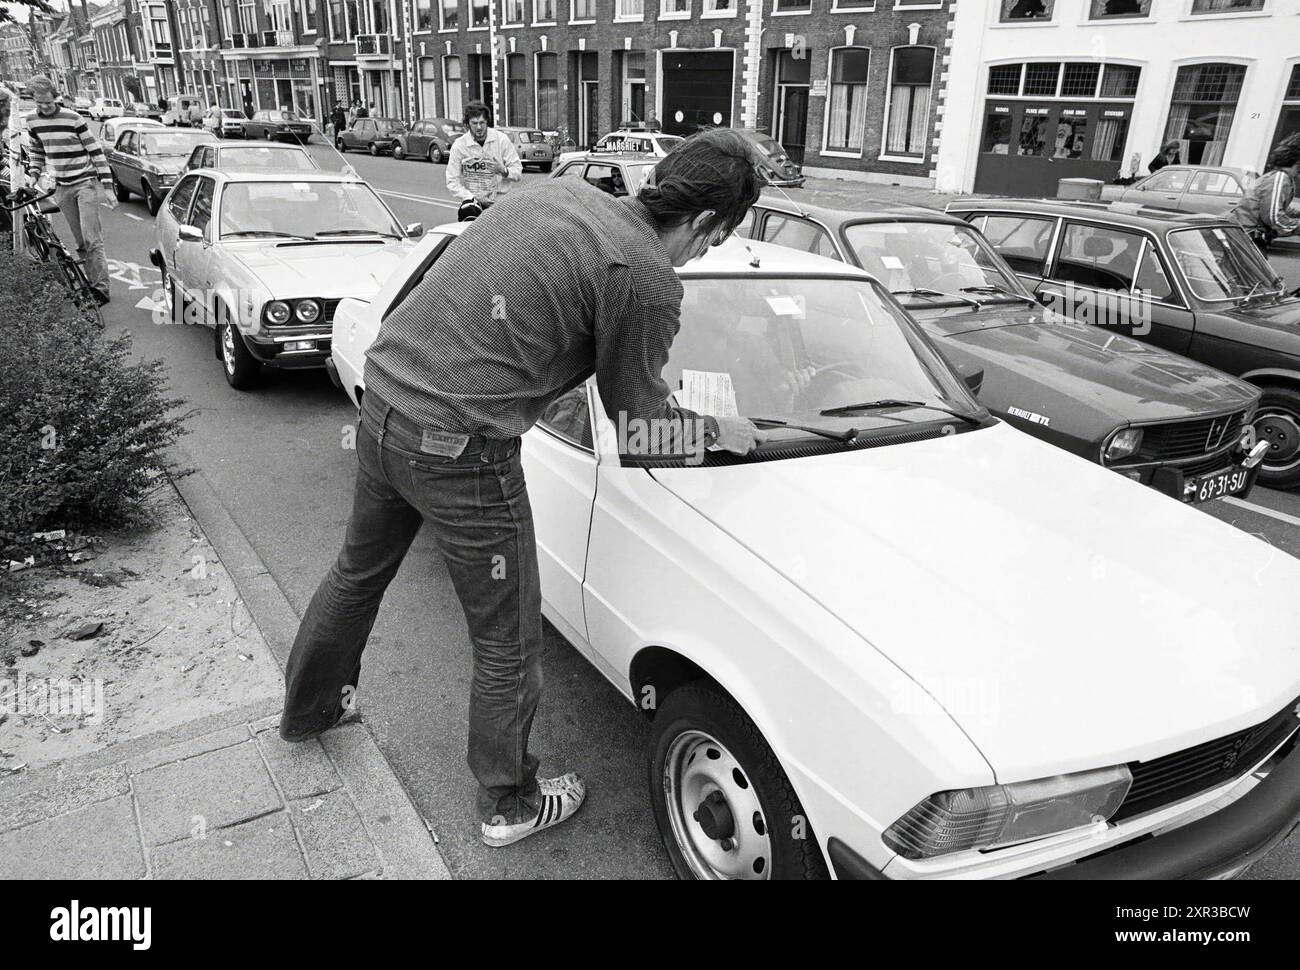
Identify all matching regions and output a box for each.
[1185,467,1250,504]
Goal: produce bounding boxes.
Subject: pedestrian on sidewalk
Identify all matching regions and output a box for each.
[1230,134,1300,254]
[23,75,114,306]
[357,101,371,119]
[279,128,764,849]
[446,100,522,221]
[330,101,346,139]
[1147,140,1181,173]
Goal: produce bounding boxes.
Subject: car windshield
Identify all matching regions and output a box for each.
[141,131,212,156]
[844,221,1030,306]
[441,122,465,137]
[516,131,545,143]
[218,147,316,171]
[274,111,300,120]
[1167,226,1282,302]
[218,180,401,239]
[662,275,982,442]
[376,118,405,130]
[221,109,242,117]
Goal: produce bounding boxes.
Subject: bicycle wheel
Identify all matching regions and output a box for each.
[56,251,104,327]
[24,221,52,262]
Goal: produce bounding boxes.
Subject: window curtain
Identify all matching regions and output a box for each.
[887,86,911,153]
[1092,118,1120,160]
[1203,107,1234,165]
[1163,102,1190,163]
[828,82,866,151]
[907,84,931,154]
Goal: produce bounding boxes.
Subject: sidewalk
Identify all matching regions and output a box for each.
[0,458,451,880]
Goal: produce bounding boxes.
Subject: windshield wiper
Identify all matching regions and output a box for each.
[223,230,309,239]
[314,229,401,239]
[751,417,862,442]
[891,287,982,309]
[819,399,983,426]
[959,284,1036,306]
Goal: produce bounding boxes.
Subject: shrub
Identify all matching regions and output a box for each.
[0,247,188,557]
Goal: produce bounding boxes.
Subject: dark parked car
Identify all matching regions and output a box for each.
[107,127,216,215]
[391,117,464,163]
[335,117,406,155]
[947,198,1300,489]
[740,196,1265,505]
[551,153,658,197]
[732,129,804,187]
[241,108,313,144]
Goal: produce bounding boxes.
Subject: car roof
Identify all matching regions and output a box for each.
[211,140,307,150]
[562,152,658,163]
[187,170,368,184]
[947,197,1228,229]
[1143,164,1255,179]
[751,192,966,230]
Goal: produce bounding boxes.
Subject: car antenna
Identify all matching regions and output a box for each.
[763,178,809,218]
[743,242,761,268]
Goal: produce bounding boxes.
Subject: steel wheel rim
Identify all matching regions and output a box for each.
[221,323,236,375]
[429,147,441,163]
[1254,408,1300,472]
[663,729,772,880]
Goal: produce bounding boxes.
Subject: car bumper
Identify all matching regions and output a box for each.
[246,332,332,369]
[1112,451,1260,505]
[829,736,1300,880]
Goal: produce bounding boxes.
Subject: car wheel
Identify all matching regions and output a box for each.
[112,176,130,202]
[648,681,830,881]
[142,181,160,216]
[217,311,262,390]
[392,142,404,160]
[1252,385,1300,490]
[336,137,347,153]
[368,141,380,156]
[427,145,443,164]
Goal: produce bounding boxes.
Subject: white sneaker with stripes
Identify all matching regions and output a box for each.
[480,773,587,847]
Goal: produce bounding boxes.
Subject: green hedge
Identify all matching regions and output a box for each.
[0,246,188,557]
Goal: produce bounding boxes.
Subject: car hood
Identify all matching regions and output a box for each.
[649,422,1300,779]
[1216,295,1300,333]
[229,240,416,297]
[918,306,1259,426]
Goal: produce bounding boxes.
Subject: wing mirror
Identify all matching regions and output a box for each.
[404,222,424,238]
[178,224,203,243]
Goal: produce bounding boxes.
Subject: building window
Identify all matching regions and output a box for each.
[703,0,733,11]
[416,0,434,30]
[1162,62,1246,165]
[1191,0,1264,11]
[826,47,869,152]
[987,64,1021,95]
[1023,62,1059,97]
[441,0,458,28]
[616,0,644,17]
[470,0,489,26]
[506,53,526,123]
[774,0,810,10]
[238,0,257,34]
[572,0,597,18]
[419,56,438,115]
[369,0,390,32]
[535,0,556,21]
[1099,63,1140,97]
[444,54,462,119]
[661,0,690,14]
[536,51,558,128]
[885,47,934,158]
[1000,0,1054,19]
[1088,0,1151,18]
[504,0,525,23]
[1060,63,1099,97]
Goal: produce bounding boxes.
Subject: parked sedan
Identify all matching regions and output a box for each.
[741,197,1265,505]
[149,171,421,389]
[331,226,1300,880]
[497,126,555,172]
[183,140,319,174]
[948,198,1300,488]
[391,117,464,163]
[335,116,406,155]
[107,127,215,215]
[200,106,248,139]
[241,108,314,144]
[96,115,163,152]
[1100,165,1256,216]
[551,153,658,197]
[89,97,124,120]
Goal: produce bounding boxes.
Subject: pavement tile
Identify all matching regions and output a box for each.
[290,790,380,880]
[0,794,144,879]
[0,763,129,834]
[249,714,281,735]
[122,724,253,776]
[132,740,283,846]
[149,811,306,879]
[256,732,342,800]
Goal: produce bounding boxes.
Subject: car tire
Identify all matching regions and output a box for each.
[647,680,830,881]
[216,310,262,390]
[160,261,181,325]
[427,145,443,164]
[392,142,405,160]
[368,142,380,156]
[112,176,130,202]
[1252,385,1300,490]
[142,181,160,216]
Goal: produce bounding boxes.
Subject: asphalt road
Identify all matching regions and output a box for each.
[74,138,1300,880]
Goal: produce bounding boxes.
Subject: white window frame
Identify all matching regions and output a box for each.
[439,0,459,31]
[534,0,558,24]
[502,0,526,26]
[1085,0,1154,23]
[660,0,691,18]
[770,0,811,16]
[443,53,463,119]
[615,0,645,21]
[569,0,597,21]
[1183,0,1268,17]
[413,0,435,32]
[701,0,736,15]
[830,0,875,10]
[468,0,490,30]
[821,45,870,157]
[504,51,526,123]
[878,44,936,164]
[534,50,559,128]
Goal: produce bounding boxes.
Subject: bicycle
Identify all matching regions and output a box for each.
[1,185,105,328]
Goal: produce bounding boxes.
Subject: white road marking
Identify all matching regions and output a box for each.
[124,212,143,221]
[1222,496,1300,529]
[134,295,165,313]
[377,188,459,210]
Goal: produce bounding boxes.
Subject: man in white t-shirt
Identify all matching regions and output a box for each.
[446,100,522,221]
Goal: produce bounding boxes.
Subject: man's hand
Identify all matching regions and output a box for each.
[98,179,117,208]
[712,415,765,455]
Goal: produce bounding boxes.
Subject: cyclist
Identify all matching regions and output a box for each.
[446,100,522,221]
[23,75,114,306]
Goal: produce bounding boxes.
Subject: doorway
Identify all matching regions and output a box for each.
[773,49,810,165]
[661,50,733,136]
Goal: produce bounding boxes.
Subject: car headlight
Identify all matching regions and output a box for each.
[294,299,321,323]
[1103,427,1144,464]
[264,300,291,325]
[883,765,1132,861]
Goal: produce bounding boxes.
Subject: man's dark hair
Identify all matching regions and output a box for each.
[639,128,762,238]
[464,100,490,125]
[1266,133,1300,172]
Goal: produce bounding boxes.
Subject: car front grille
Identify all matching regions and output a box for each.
[1112,699,1300,823]
[322,299,341,323]
[1135,410,1250,463]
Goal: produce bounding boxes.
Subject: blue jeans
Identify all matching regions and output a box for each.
[281,390,543,825]
[53,178,108,292]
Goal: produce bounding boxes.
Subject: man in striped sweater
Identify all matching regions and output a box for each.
[23,76,113,305]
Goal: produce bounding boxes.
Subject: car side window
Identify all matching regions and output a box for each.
[1133,242,1175,302]
[759,213,842,262]
[584,163,627,196]
[119,131,136,154]
[167,175,199,221]
[189,178,216,234]
[1143,169,1190,193]
[734,207,756,238]
[979,214,1055,276]
[1054,223,1146,293]
[538,385,594,451]
[1189,171,1235,196]
[557,162,583,179]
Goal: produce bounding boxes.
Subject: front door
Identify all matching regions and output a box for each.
[582,81,599,149]
[660,50,734,136]
[777,86,808,166]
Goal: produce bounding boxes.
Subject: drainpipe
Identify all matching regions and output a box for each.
[741,0,762,129]
[401,0,414,121]
[488,0,500,125]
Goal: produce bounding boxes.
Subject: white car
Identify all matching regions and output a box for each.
[96,115,164,152]
[201,106,248,139]
[150,170,422,389]
[330,227,1300,880]
[90,97,124,120]
[556,128,684,168]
